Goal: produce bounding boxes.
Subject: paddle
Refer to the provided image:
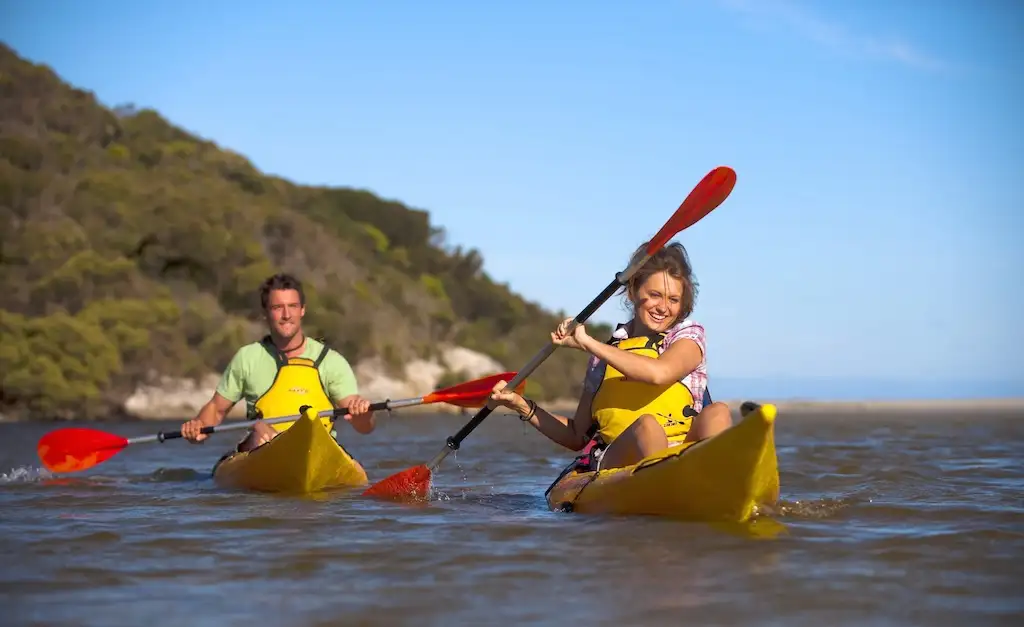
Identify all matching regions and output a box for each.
[36,371,525,474]
[363,165,738,501]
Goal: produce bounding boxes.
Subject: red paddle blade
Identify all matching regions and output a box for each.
[422,371,526,409]
[646,166,737,255]
[36,428,129,473]
[362,465,431,501]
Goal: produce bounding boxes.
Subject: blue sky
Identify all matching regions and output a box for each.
[3,0,1022,399]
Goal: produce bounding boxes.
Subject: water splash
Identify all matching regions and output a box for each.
[0,465,53,484]
[765,495,864,519]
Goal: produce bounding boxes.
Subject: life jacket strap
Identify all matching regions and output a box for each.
[259,335,289,369]
[259,335,334,369]
[312,340,331,369]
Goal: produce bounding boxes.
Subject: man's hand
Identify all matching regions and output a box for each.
[181,394,235,443]
[338,394,376,434]
[180,418,209,443]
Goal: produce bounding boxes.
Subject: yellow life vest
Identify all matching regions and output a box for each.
[250,337,336,434]
[590,333,695,445]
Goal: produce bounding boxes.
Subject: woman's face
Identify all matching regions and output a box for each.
[633,270,683,333]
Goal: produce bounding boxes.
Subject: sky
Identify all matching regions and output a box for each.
[3,0,1022,400]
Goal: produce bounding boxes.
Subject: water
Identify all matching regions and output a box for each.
[3,406,1023,626]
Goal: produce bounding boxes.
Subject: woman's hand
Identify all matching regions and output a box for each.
[488,380,531,416]
[551,317,591,351]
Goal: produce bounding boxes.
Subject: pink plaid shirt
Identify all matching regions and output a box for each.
[582,318,709,413]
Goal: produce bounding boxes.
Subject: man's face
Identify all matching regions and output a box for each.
[265,288,304,340]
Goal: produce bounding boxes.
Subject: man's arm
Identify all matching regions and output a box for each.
[196,392,236,427]
[182,392,237,442]
[323,350,376,434]
[180,348,247,443]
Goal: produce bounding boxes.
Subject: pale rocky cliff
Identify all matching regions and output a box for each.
[353,346,504,403]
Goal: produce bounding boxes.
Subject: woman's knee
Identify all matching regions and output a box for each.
[601,415,669,469]
[690,402,732,439]
[704,402,733,425]
[624,414,667,445]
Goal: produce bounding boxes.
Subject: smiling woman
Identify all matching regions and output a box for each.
[488,240,733,472]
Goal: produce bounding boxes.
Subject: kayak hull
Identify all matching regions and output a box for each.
[545,402,780,522]
[212,411,368,494]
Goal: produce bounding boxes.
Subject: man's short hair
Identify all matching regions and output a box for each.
[259,273,305,309]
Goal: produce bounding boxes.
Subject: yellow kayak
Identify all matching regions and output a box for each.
[212,408,368,494]
[544,402,780,522]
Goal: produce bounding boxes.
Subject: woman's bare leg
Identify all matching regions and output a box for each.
[599,414,669,470]
[683,401,733,443]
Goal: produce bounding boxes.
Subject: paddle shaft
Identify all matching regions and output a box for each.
[131,397,427,445]
[429,253,658,470]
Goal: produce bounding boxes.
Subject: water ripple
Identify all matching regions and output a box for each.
[3,408,1023,626]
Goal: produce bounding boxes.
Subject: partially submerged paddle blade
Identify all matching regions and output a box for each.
[363,372,527,500]
[37,428,129,473]
[362,465,432,501]
[646,166,737,255]
[423,371,526,409]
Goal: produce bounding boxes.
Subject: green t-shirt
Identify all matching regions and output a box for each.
[215,338,359,416]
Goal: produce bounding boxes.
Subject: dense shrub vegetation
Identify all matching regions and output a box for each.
[0,43,613,420]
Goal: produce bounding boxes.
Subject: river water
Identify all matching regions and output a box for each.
[2,406,1023,626]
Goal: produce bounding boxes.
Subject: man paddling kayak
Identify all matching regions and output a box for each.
[180,273,375,452]
[488,240,732,472]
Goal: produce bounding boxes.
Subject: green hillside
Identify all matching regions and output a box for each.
[0,43,614,420]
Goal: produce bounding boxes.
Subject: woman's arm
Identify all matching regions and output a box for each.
[488,381,596,451]
[578,333,703,386]
[522,387,596,451]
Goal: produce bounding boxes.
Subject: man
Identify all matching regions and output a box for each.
[181,273,375,451]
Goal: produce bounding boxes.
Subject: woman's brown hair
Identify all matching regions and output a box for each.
[620,240,699,324]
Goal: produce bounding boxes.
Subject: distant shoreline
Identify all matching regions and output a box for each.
[542,397,1024,415]
[724,397,1024,414]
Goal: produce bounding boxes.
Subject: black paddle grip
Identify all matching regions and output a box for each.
[157,424,230,443]
[332,400,390,420]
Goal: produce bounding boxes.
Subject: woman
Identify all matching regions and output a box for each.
[489,240,733,472]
